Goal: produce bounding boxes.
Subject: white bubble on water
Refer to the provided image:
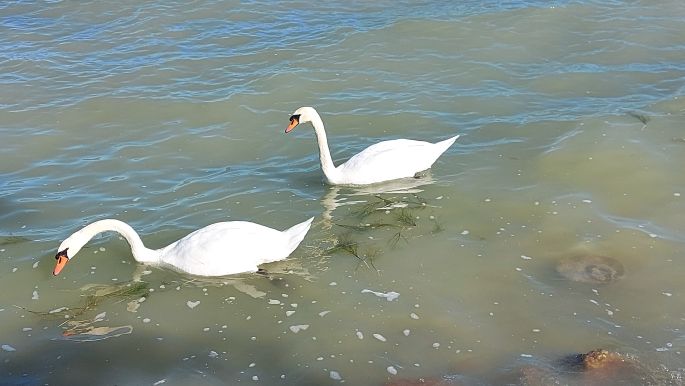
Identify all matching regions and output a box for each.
[289,325,309,333]
[373,333,386,342]
[387,366,397,375]
[329,370,342,380]
[361,289,400,301]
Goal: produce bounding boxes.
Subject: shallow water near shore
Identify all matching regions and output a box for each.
[1,1,685,385]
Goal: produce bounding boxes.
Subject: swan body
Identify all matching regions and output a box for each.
[285,106,459,185]
[53,217,314,277]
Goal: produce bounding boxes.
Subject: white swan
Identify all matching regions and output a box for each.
[53,217,314,277]
[285,106,460,185]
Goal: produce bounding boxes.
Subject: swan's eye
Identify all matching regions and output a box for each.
[55,249,68,260]
[289,114,300,123]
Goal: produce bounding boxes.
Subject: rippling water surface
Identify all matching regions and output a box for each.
[2,1,685,385]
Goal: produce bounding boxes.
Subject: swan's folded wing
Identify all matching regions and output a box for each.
[160,222,288,276]
[338,139,442,184]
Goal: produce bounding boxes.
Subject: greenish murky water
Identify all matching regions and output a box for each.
[1,1,685,385]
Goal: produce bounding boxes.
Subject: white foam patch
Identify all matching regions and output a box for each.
[289,325,309,333]
[361,289,400,301]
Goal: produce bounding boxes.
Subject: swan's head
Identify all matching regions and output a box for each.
[285,106,319,133]
[53,233,87,276]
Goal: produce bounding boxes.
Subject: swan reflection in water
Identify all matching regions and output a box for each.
[319,173,437,229]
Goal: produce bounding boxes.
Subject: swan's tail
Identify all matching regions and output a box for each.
[283,217,314,252]
[435,135,460,154]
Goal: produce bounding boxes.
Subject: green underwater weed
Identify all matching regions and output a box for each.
[326,233,360,258]
[324,191,447,268]
[395,209,417,227]
[19,281,150,320]
[628,111,649,125]
[0,235,30,246]
[430,217,444,234]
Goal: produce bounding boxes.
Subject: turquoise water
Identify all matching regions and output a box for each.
[1,1,685,384]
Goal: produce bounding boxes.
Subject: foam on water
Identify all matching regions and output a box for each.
[1,0,684,384]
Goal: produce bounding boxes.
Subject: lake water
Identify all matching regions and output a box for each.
[1,0,685,385]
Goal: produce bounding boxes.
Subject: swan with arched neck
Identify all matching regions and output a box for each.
[285,106,459,185]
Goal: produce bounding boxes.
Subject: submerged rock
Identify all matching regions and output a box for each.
[555,348,631,372]
[580,348,623,369]
[519,348,674,386]
[555,255,624,284]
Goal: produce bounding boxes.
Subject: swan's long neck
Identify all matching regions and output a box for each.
[310,114,341,183]
[76,219,161,263]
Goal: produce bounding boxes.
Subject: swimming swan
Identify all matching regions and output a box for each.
[285,106,459,185]
[52,217,314,277]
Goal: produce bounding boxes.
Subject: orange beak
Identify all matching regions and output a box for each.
[285,116,299,133]
[53,250,69,276]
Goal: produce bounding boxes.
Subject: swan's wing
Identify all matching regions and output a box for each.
[161,222,290,276]
[338,139,443,184]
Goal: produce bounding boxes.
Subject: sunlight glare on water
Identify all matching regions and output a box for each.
[1,0,685,385]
